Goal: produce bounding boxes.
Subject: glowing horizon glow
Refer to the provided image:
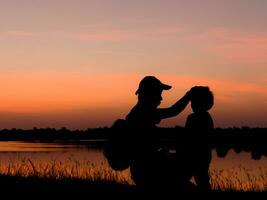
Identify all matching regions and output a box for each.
[1,0,267,129]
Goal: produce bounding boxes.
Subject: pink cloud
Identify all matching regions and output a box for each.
[7,30,35,38]
[153,27,185,35]
[76,32,130,42]
[75,26,186,42]
[185,28,267,64]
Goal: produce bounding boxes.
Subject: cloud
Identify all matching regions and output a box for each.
[73,25,186,42]
[151,73,267,111]
[1,70,266,112]
[76,32,130,42]
[0,70,266,128]
[6,30,35,38]
[151,27,185,35]
[184,28,267,64]
[0,70,140,113]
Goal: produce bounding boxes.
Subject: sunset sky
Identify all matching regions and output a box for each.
[1,0,267,129]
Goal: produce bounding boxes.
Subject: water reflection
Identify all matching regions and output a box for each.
[211,149,267,169]
[0,141,106,165]
[0,141,104,152]
[0,141,266,169]
[0,141,266,190]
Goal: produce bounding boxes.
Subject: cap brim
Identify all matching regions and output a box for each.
[161,84,172,90]
[135,83,172,95]
[135,84,172,95]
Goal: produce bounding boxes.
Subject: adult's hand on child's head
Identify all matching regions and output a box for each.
[186,86,197,99]
[184,90,191,100]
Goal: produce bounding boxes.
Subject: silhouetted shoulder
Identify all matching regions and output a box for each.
[126,105,161,129]
[185,112,213,129]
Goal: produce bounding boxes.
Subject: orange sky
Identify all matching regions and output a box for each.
[0,0,267,129]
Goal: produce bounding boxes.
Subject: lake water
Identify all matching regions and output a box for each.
[0,141,266,169]
[0,141,265,190]
[0,141,105,165]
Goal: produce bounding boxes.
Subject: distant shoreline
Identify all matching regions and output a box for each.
[0,127,266,161]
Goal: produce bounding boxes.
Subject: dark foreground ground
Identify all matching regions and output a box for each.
[0,176,266,199]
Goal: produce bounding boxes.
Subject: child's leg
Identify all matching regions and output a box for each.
[175,157,194,190]
[194,150,212,191]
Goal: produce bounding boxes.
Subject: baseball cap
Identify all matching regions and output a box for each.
[135,76,172,95]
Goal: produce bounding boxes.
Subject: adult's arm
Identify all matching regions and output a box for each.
[157,91,191,119]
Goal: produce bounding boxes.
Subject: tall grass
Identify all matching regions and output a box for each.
[0,157,266,191]
[210,166,267,191]
[0,157,133,184]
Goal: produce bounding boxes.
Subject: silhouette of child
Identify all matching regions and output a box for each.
[179,86,214,191]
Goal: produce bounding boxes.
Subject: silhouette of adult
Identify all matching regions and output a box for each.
[125,76,191,189]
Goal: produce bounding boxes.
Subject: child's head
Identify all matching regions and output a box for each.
[190,86,214,113]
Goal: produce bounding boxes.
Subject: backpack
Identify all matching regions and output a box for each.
[104,119,131,171]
